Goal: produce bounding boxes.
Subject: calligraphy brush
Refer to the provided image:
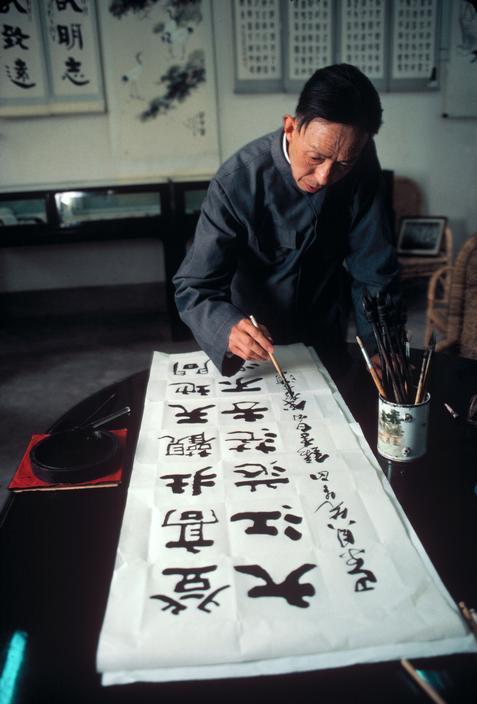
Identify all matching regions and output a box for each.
[376,294,405,403]
[249,315,293,395]
[390,299,413,402]
[415,332,435,404]
[362,294,388,393]
[382,294,409,403]
[356,336,386,398]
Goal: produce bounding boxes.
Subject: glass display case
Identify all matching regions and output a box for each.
[55,190,162,227]
[0,181,206,340]
[0,196,47,226]
[0,184,170,246]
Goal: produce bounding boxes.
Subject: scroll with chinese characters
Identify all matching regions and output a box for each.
[97,344,475,684]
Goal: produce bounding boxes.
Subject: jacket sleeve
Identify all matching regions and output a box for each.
[173,178,247,376]
[345,145,402,353]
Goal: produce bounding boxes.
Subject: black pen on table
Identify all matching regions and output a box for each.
[249,315,293,395]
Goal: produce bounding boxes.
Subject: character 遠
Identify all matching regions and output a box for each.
[150,566,230,615]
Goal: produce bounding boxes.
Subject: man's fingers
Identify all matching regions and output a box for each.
[244,318,274,350]
[228,318,274,361]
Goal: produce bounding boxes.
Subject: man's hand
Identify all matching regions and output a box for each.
[228,318,274,361]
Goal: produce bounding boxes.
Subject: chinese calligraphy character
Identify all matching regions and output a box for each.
[160,431,215,458]
[160,466,216,496]
[172,360,210,376]
[169,382,211,396]
[0,1,28,14]
[341,548,377,592]
[168,403,215,424]
[234,563,316,607]
[316,499,348,521]
[2,24,29,50]
[62,57,90,86]
[218,376,263,393]
[226,429,277,454]
[56,23,83,50]
[6,58,35,88]
[233,460,289,492]
[310,470,329,481]
[55,0,84,11]
[299,444,329,464]
[335,527,355,547]
[150,566,230,615]
[162,509,218,554]
[221,401,268,422]
[231,505,302,540]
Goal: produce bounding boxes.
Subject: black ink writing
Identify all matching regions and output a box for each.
[235,564,316,608]
[160,432,215,458]
[160,466,216,496]
[169,403,215,424]
[162,509,218,554]
[150,566,230,615]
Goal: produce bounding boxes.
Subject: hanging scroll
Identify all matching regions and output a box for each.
[0,0,105,116]
[390,0,439,90]
[339,0,387,89]
[0,0,49,115]
[43,0,105,112]
[233,0,282,92]
[234,0,442,94]
[284,0,333,92]
[442,0,477,118]
[97,344,474,684]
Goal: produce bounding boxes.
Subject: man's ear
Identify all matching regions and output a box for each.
[283,114,296,142]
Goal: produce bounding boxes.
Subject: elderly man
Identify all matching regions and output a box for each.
[174,64,400,376]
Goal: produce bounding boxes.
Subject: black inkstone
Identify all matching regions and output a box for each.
[29,428,121,484]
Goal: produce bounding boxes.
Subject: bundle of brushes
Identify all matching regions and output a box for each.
[358,292,435,405]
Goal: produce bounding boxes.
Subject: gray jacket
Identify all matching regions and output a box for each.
[174,128,400,375]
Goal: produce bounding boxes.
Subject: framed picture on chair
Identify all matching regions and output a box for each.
[397,216,447,256]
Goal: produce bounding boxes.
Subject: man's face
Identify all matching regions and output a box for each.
[283,115,369,193]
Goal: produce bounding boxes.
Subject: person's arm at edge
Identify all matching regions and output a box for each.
[173,179,273,375]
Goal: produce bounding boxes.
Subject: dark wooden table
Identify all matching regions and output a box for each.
[1,346,476,704]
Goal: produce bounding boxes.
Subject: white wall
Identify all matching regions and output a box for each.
[0,0,476,293]
[212,1,477,254]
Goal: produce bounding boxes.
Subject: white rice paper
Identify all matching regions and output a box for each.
[97,344,475,684]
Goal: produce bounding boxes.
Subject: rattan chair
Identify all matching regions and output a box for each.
[425,233,477,360]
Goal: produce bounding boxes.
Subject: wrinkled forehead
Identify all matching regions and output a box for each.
[299,118,369,159]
